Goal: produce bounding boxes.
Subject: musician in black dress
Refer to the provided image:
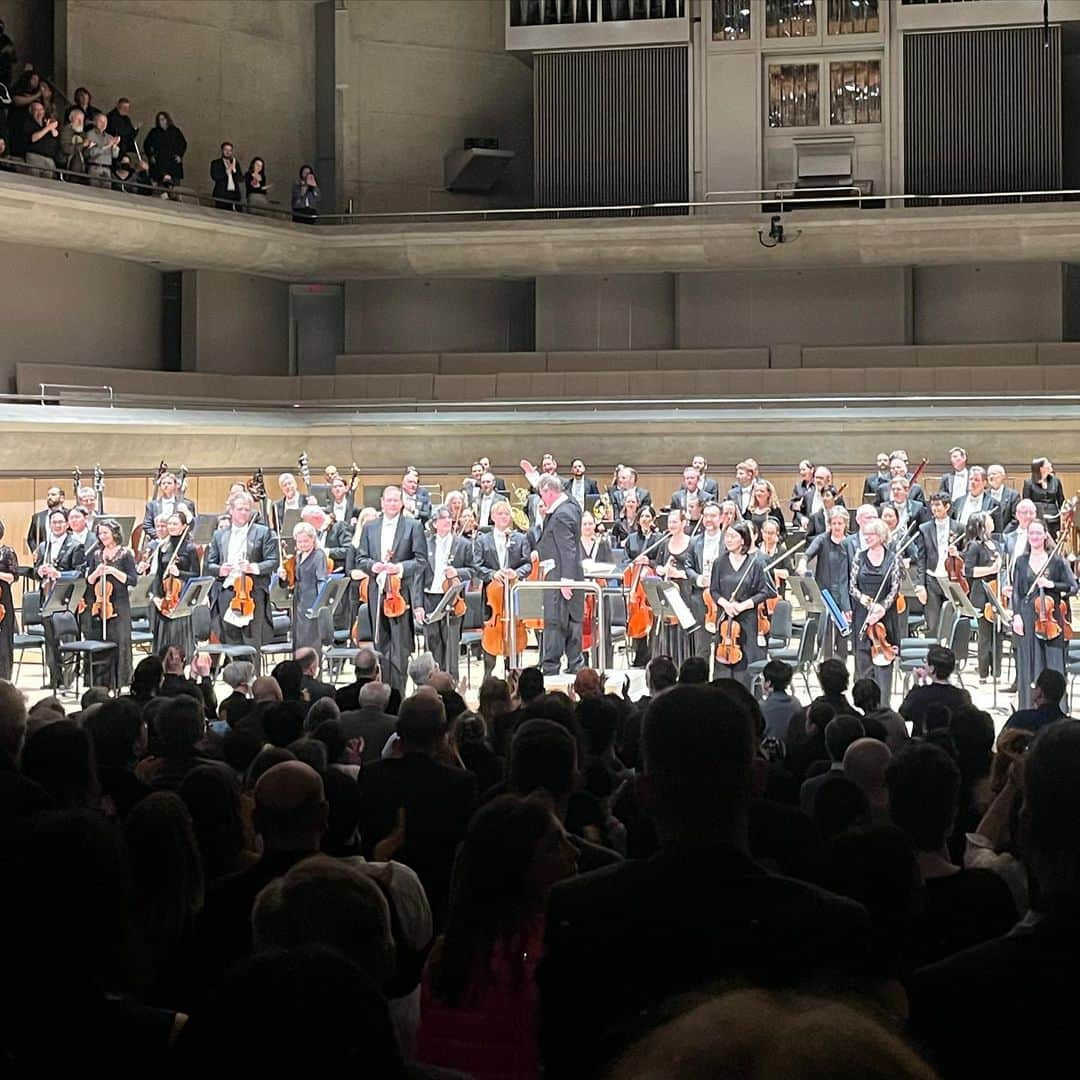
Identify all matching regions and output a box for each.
[963,512,1004,682]
[344,507,378,644]
[747,480,787,541]
[1023,457,1065,537]
[85,520,138,689]
[150,511,200,659]
[1009,519,1078,710]
[656,508,696,667]
[850,518,903,709]
[800,507,852,660]
[291,521,330,653]
[708,521,771,688]
[0,522,19,681]
[623,505,662,666]
[610,492,641,551]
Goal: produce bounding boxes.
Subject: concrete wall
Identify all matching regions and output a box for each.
[58,1,316,201]
[340,0,533,212]
[914,264,1064,344]
[0,241,161,390]
[182,269,289,376]
[3,0,53,81]
[676,268,912,349]
[536,274,675,352]
[345,278,534,354]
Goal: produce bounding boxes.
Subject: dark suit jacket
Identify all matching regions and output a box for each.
[950,491,994,523]
[990,487,1021,534]
[537,496,584,616]
[324,496,356,529]
[204,523,280,612]
[699,477,720,501]
[33,533,87,590]
[473,529,532,582]
[609,486,652,513]
[356,514,428,611]
[324,520,352,569]
[537,844,874,1077]
[728,482,754,514]
[863,471,890,501]
[801,488,847,523]
[420,534,476,592]
[669,487,709,512]
[358,751,478,926]
[402,487,432,524]
[301,673,336,703]
[562,476,600,501]
[142,496,197,537]
[210,155,242,199]
[877,479,926,506]
[916,518,964,584]
[338,704,397,762]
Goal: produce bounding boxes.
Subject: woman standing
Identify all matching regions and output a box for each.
[624,504,660,564]
[291,522,330,652]
[292,164,320,223]
[85,519,138,689]
[850,518,903,708]
[143,111,187,189]
[799,507,852,661]
[0,521,19,681]
[244,156,269,210]
[963,511,1004,683]
[1008,519,1078,710]
[151,512,200,659]
[610,492,640,550]
[1023,457,1065,537]
[580,510,613,565]
[656,508,695,666]
[747,480,787,541]
[709,521,771,687]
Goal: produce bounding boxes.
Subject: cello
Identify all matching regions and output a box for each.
[623,533,668,642]
[482,570,527,658]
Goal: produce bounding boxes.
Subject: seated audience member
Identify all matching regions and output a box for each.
[111,151,149,194]
[178,765,257,886]
[20,721,100,810]
[304,695,341,733]
[842,737,892,823]
[784,699,834,785]
[537,684,875,1077]
[609,989,935,1079]
[478,675,514,758]
[1005,668,1068,733]
[270,659,306,703]
[452,710,504,793]
[574,666,604,698]
[760,659,803,743]
[336,646,396,712]
[251,674,283,704]
[810,658,861,720]
[339,679,396,762]
[852,676,909,752]
[192,761,328,989]
[898,646,971,736]
[0,678,29,765]
[128,654,164,707]
[417,795,578,1079]
[357,692,478,928]
[145,695,210,791]
[106,96,139,155]
[910,721,1080,1077]
[216,660,255,731]
[887,742,1018,970]
[619,655,677,770]
[160,646,216,717]
[677,656,709,685]
[295,645,335,702]
[291,163,320,222]
[408,651,438,690]
[812,776,871,842]
[84,697,150,819]
[800,714,865,815]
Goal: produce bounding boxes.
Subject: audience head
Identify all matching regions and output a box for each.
[83,697,145,769]
[1022,720,1080,902]
[178,765,250,883]
[262,702,305,748]
[851,677,881,714]
[156,695,204,757]
[1033,668,1067,710]
[646,655,678,695]
[357,680,392,711]
[817,658,850,697]
[576,694,619,758]
[20,722,99,810]
[0,679,28,764]
[926,645,956,681]
[509,719,578,807]
[310,718,349,765]
[678,656,709,685]
[396,692,448,754]
[806,700,836,739]
[354,646,380,680]
[843,738,892,812]
[252,761,327,853]
[812,777,871,841]
[407,651,437,688]
[887,742,960,855]
[517,666,546,703]
[246,746,295,791]
[270,660,304,702]
[825,715,865,763]
[130,654,164,699]
[478,676,512,721]
[252,675,283,704]
[304,695,340,733]
[573,667,603,699]
[762,660,793,695]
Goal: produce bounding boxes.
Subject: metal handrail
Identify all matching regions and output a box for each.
[39,382,114,406]
[508,579,605,670]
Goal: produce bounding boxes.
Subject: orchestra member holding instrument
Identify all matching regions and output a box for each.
[709,521,771,687]
[34,507,86,690]
[1008,519,1077,710]
[689,502,724,660]
[656,507,695,666]
[580,511,613,565]
[205,491,280,652]
[356,485,428,693]
[611,492,640,550]
[476,498,532,678]
[625,505,660,564]
[851,518,903,708]
[1023,457,1065,538]
[457,506,479,542]
[747,480,786,540]
[345,506,378,643]
[0,521,19,681]
[963,511,1004,683]
[416,505,476,682]
[800,507,853,660]
[150,511,199,658]
[85,519,138,689]
[141,471,196,539]
[290,521,330,652]
[915,492,960,638]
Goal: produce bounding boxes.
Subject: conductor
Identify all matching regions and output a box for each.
[536,474,584,675]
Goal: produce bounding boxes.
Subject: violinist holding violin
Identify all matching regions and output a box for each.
[963,511,1004,682]
[150,510,199,659]
[851,518,903,708]
[85,520,138,688]
[205,491,281,651]
[708,521,772,688]
[0,521,19,681]
[1007,518,1078,710]
[417,505,476,682]
[915,493,962,638]
[356,485,428,693]
[688,502,724,660]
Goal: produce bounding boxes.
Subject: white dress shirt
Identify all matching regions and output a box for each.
[427,534,453,595]
[478,493,495,527]
[571,477,586,508]
[332,500,348,523]
[932,518,952,578]
[948,470,969,504]
[494,529,508,569]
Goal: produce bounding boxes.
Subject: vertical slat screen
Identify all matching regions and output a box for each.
[904,26,1061,198]
[534,45,689,212]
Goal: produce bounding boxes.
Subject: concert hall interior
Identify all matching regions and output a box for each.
[3,1,1080,1076]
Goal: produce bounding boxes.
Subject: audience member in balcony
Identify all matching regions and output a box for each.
[291,163,320,223]
[244,155,269,209]
[67,86,101,126]
[210,140,242,210]
[143,110,186,191]
[59,107,91,176]
[0,18,15,94]
[23,99,58,175]
[38,78,58,122]
[7,69,41,156]
[112,151,149,195]
[0,134,10,169]
[105,96,138,155]
[84,110,120,186]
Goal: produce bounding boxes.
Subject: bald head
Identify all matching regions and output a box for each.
[253,761,327,852]
[843,738,892,810]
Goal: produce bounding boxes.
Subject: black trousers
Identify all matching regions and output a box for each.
[423,593,463,681]
[541,593,583,676]
[976,615,1003,678]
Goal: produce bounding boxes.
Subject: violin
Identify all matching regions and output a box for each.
[714,617,743,666]
[281,553,297,589]
[1033,594,1064,641]
[92,551,117,621]
[945,545,969,594]
[444,571,467,618]
[159,576,182,616]
[382,569,408,618]
[482,572,527,657]
[867,622,897,666]
[229,573,256,619]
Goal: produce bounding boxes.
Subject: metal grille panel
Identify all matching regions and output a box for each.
[904,26,1061,196]
[534,45,689,211]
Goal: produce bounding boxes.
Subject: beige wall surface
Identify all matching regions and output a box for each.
[0,241,161,391]
[2,0,52,81]
[59,0,316,203]
[340,0,533,212]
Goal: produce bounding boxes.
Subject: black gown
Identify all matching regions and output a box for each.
[0,546,19,680]
[964,539,1004,679]
[850,547,903,708]
[709,552,771,686]
[1010,552,1078,710]
[85,548,139,688]
[292,548,330,651]
[657,537,695,667]
[150,537,200,659]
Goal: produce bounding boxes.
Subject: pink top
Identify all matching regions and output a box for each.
[417,918,544,1079]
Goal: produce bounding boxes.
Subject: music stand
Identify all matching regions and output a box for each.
[42,579,86,616]
[281,509,303,546]
[640,576,669,651]
[422,581,466,624]
[655,581,700,633]
[191,514,220,546]
[166,576,215,619]
[306,575,350,621]
[128,573,155,610]
[820,588,853,637]
[788,574,826,615]
[943,580,980,621]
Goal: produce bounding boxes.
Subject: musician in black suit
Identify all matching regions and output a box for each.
[987,464,1021,535]
[690,456,720,501]
[670,465,709,513]
[563,458,600,509]
[402,467,433,525]
[609,466,651,515]
[477,456,507,495]
[915,493,963,638]
[877,457,926,506]
[470,472,501,528]
[324,475,357,530]
[536,474,584,675]
[938,446,970,503]
[880,476,929,537]
[475,499,534,677]
[461,462,484,508]
[272,471,316,533]
[416,505,476,681]
[950,466,995,528]
[33,507,88,689]
[862,452,892,502]
[141,472,196,537]
[26,485,67,554]
[800,465,847,525]
[727,460,757,517]
[204,491,280,650]
[356,485,429,693]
